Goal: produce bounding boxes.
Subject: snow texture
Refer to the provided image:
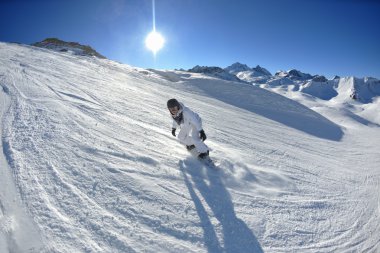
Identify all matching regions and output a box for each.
[0,42,379,252]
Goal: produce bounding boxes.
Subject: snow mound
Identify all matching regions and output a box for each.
[300,80,338,100]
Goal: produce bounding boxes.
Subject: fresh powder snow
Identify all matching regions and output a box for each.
[0,42,379,252]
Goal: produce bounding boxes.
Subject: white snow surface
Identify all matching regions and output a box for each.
[0,42,380,252]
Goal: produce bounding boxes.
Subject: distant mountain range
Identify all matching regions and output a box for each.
[187,63,380,104]
[31,38,380,104]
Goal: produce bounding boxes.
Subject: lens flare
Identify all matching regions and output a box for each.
[145,30,165,54]
[145,0,165,55]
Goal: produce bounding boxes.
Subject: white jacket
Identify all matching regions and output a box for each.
[171,103,208,153]
[171,103,202,131]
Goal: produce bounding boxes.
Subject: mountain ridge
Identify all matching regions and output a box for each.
[32,38,106,59]
[186,61,380,104]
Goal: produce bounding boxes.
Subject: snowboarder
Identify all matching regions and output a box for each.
[167,98,210,159]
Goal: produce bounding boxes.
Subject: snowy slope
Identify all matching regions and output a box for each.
[0,42,380,253]
[0,85,43,252]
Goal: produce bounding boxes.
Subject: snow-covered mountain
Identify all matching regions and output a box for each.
[224,62,272,84]
[206,62,380,106]
[266,74,380,106]
[274,69,313,81]
[298,77,380,103]
[1,42,380,253]
[224,62,252,74]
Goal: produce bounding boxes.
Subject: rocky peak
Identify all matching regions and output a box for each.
[252,65,272,76]
[275,69,313,80]
[312,75,328,82]
[188,65,241,82]
[188,65,225,74]
[224,62,251,74]
[32,38,106,59]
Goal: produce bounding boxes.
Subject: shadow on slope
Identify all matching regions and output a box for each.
[180,158,263,253]
[187,79,344,141]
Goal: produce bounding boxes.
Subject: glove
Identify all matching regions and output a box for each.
[171,128,176,137]
[199,130,207,141]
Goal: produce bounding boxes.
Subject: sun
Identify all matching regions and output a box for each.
[145,30,165,55]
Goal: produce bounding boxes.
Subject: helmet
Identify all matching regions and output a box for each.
[167,98,180,109]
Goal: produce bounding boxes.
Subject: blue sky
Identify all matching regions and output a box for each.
[1,0,379,78]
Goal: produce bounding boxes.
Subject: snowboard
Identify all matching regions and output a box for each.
[188,148,218,170]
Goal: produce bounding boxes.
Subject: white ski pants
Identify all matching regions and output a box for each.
[177,124,209,153]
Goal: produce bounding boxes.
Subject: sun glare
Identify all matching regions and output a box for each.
[145,30,165,55]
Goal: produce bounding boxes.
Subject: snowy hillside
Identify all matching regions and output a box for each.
[1,42,380,253]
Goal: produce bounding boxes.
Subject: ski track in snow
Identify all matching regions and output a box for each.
[0,42,379,252]
[1,74,43,252]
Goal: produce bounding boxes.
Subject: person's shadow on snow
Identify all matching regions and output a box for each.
[180,158,263,253]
